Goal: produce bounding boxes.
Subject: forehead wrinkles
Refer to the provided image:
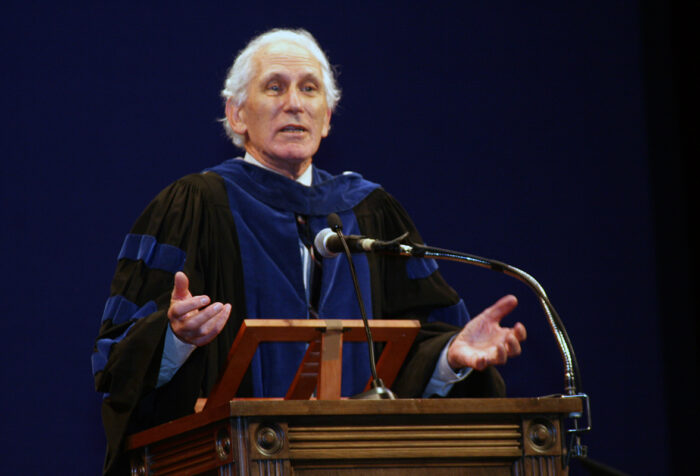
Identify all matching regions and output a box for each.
[252,44,323,83]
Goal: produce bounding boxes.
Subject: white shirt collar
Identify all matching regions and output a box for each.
[243,152,313,187]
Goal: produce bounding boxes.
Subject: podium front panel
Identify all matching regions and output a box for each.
[128,398,580,475]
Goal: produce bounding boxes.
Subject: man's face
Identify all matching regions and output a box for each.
[229,41,331,171]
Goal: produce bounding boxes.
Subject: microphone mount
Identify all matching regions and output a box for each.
[381,234,591,463]
[326,214,396,400]
[385,237,581,396]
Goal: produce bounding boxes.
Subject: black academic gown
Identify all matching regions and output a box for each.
[92,159,504,475]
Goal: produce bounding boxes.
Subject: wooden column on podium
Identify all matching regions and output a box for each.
[127,319,582,475]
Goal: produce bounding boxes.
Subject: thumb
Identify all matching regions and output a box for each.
[171,271,191,301]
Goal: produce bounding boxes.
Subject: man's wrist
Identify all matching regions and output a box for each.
[439,337,471,381]
[422,336,472,398]
[445,335,466,372]
[157,324,197,388]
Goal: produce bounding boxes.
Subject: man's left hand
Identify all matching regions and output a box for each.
[447,294,527,371]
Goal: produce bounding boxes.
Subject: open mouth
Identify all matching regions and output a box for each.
[280,125,307,133]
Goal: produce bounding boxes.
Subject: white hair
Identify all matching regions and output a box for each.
[220,28,341,148]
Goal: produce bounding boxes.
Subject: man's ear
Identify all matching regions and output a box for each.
[225,98,247,135]
[321,108,332,138]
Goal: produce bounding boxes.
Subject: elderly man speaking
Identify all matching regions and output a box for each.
[92,28,526,475]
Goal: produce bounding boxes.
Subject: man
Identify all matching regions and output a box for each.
[93,28,526,475]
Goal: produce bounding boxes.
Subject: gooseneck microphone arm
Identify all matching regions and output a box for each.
[385,238,591,464]
[391,239,582,396]
[314,226,582,397]
[314,223,590,460]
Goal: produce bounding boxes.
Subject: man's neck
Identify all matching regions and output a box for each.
[243,149,312,182]
[243,152,313,186]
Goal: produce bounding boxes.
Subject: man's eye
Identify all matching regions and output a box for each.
[301,84,318,92]
[267,83,281,92]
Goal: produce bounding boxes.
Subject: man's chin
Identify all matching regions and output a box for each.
[269,145,318,163]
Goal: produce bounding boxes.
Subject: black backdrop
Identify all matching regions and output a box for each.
[1,2,696,475]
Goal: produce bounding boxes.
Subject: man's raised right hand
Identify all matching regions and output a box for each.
[167,271,231,346]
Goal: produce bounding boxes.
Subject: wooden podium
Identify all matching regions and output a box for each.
[127,320,582,475]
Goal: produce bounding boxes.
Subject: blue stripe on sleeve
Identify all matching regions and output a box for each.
[117,233,186,273]
[101,296,157,325]
[91,321,137,375]
[405,257,438,279]
[93,297,158,375]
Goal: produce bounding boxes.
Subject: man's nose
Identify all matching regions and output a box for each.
[284,87,303,112]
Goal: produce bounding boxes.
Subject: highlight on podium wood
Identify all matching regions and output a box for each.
[203,319,421,409]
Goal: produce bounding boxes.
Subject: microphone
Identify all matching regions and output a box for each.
[322,213,395,399]
[318,216,589,456]
[314,228,386,258]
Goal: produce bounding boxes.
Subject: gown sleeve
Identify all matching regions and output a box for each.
[92,172,245,475]
[353,189,505,398]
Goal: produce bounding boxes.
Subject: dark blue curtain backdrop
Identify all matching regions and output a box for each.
[1,2,695,475]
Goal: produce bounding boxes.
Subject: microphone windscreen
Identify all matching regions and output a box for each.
[313,228,339,258]
[327,213,343,231]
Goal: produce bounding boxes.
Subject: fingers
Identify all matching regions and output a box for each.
[471,335,520,371]
[168,295,211,320]
[471,345,508,370]
[196,304,232,345]
[504,330,522,357]
[473,354,488,371]
[449,325,525,371]
[170,301,232,346]
[489,342,508,367]
[481,294,518,323]
[179,301,225,329]
[449,340,506,371]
